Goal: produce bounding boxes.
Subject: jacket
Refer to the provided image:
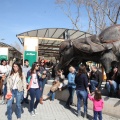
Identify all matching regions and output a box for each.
[7,72,27,98]
[67,72,76,88]
[88,94,104,111]
[90,70,102,89]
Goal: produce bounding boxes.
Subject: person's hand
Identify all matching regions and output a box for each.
[43,71,46,74]
[2,74,6,81]
[109,80,113,85]
[37,72,41,77]
[95,88,98,90]
[42,74,46,79]
[88,82,90,85]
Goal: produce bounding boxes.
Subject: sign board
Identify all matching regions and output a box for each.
[0,55,8,60]
[0,48,8,60]
[24,51,37,66]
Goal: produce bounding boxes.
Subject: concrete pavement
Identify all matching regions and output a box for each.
[0,99,120,120]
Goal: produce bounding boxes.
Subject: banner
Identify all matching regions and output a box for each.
[24,51,37,67]
[0,48,8,60]
[0,55,8,60]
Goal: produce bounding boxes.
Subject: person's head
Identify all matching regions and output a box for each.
[24,59,29,67]
[1,59,6,66]
[31,62,39,74]
[113,67,118,74]
[69,66,75,73]
[56,69,63,76]
[78,64,87,75]
[94,90,102,101]
[91,65,98,72]
[40,59,45,66]
[11,61,22,78]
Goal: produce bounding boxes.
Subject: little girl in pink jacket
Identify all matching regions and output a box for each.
[88,90,104,120]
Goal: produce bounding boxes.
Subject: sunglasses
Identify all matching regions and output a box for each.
[41,62,44,63]
[36,65,39,67]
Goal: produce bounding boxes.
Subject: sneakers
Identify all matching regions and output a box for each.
[77,110,81,117]
[30,111,35,116]
[34,109,38,114]
[84,113,88,118]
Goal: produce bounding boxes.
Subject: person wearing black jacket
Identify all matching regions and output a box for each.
[90,65,102,93]
[75,64,90,118]
[106,66,120,97]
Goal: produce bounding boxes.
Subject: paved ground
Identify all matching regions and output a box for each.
[0,99,120,120]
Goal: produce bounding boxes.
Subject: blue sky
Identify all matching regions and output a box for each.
[0,0,119,50]
[0,0,89,49]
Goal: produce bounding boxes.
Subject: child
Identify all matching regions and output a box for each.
[88,90,104,120]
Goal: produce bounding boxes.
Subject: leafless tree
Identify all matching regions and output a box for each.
[55,0,84,30]
[55,0,120,34]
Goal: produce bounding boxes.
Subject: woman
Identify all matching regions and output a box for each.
[65,66,76,109]
[38,59,47,104]
[27,62,41,116]
[75,64,90,118]
[44,69,65,101]
[0,59,11,102]
[7,62,27,120]
[106,66,120,97]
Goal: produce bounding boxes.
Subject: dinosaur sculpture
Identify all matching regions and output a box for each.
[57,25,120,74]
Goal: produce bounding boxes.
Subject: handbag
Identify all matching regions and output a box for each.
[5,92,12,100]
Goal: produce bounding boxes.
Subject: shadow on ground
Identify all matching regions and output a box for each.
[59,100,93,120]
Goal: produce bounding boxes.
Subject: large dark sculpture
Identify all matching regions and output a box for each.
[57,25,120,74]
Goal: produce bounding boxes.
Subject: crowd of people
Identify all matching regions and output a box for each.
[0,58,120,120]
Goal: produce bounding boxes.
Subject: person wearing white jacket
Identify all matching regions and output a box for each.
[0,59,11,104]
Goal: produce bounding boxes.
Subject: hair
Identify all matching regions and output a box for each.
[10,61,23,79]
[30,62,39,75]
[1,59,6,65]
[69,66,75,72]
[78,64,87,75]
[94,90,102,101]
[24,59,29,63]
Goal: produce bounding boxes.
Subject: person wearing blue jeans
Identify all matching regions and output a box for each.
[76,90,88,114]
[90,80,99,92]
[29,88,41,111]
[90,65,102,93]
[6,62,27,120]
[106,81,117,93]
[27,62,41,116]
[7,90,23,120]
[38,59,47,104]
[66,66,76,109]
[75,64,90,118]
[47,90,55,101]
[94,111,102,120]
[66,87,75,107]
[106,66,120,97]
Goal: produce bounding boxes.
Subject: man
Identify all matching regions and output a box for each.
[22,59,31,104]
[90,65,102,93]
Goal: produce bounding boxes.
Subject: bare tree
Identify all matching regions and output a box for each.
[55,0,84,30]
[55,0,120,34]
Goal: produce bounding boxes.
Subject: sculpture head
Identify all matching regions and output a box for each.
[57,40,74,70]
